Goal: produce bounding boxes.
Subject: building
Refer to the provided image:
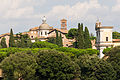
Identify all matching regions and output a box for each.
[95,20,120,58]
[0,16,75,47]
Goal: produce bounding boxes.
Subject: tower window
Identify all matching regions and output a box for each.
[41,32,42,35]
[31,36,33,38]
[62,22,65,27]
[45,32,47,35]
[106,37,108,41]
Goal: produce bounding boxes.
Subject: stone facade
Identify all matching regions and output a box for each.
[0,17,74,47]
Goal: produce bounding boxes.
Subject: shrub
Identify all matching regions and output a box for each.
[31,41,59,49]
[103,48,112,55]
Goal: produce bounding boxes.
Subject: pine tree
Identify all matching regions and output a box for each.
[59,33,63,47]
[9,28,15,47]
[1,37,7,48]
[78,23,84,49]
[84,27,92,49]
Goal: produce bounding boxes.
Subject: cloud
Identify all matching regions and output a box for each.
[0,0,46,19]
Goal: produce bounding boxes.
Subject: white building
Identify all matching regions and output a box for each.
[95,20,114,58]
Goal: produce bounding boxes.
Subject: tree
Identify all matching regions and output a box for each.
[9,28,15,47]
[55,30,59,45]
[76,54,116,80]
[1,52,37,80]
[35,50,80,80]
[78,23,84,49]
[84,27,92,49]
[26,37,32,48]
[0,37,7,48]
[106,46,120,79]
[20,36,25,48]
[47,37,56,44]
[59,33,63,47]
[112,31,120,39]
[66,28,78,39]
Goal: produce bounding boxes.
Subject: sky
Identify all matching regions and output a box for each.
[0,0,120,35]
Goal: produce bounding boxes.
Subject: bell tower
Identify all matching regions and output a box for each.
[61,19,67,30]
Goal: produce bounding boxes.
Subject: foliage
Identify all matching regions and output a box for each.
[66,28,78,39]
[31,41,58,49]
[0,37,7,48]
[78,23,84,49]
[1,52,37,80]
[56,47,99,57]
[90,33,96,40]
[76,54,116,80]
[59,33,63,47]
[47,37,56,44]
[84,27,92,49]
[103,48,112,54]
[106,46,120,79]
[9,28,15,47]
[35,50,80,80]
[112,31,120,39]
[55,30,59,45]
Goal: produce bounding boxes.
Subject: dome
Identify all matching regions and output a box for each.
[39,23,50,30]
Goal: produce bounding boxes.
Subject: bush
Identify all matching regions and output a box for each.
[31,41,59,49]
[103,48,112,54]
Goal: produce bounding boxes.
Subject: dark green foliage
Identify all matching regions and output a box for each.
[56,47,99,57]
[66,28,78,39]
[78,23,84,49]
[0,37,7,48]
[106,46,120,79]
[59,33,63,47]
[35,50,80,80]
[55,30,59,45]
[90,33,96,40]
[31,41,58,49]
[21,36,25,48]
[84,27,92,49]
[112,31,120,39]
[76,54,116,80]
[1,52,37,80]
[47,37,56,44]
[103,48,112,54]
[9,28,15,47]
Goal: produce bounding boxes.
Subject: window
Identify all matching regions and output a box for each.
[106,46,108,48]
[62,22,65,27]
[41,32,42,35]
[45,32,47,35]
[106,37,108,41]
[31,36,33,38]
[66,44,68,46]
[31,31,33,34]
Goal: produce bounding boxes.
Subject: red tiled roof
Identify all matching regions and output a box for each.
[112,39,120,42]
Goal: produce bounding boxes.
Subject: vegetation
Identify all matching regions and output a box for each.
[9,28,15,47]
[112,31,120,39]
[0,37,7,48]
[84,27,92,48]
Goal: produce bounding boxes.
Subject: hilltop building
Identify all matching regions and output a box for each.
[94,20,120,58]
[0,16,75,47]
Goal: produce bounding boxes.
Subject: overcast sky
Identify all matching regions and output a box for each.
[0,0,120,35]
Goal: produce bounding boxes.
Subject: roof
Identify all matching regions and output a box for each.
[97,26,113,29]
[39,23,50,30]
[112,39,120,42]
[48,28,68,34]
[61,19,67,21]
[29,27,39,31]
[0,33,10,38]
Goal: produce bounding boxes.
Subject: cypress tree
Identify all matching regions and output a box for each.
[1,37,7,48]
[78,23,84,49]
[59,33,63,47]
[55,30,59,45]
[84,27,92,48]
[9,28,15,47]
[26,37,32,48]
[21,36,25,48]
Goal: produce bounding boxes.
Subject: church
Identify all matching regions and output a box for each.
[0,16,75,47]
